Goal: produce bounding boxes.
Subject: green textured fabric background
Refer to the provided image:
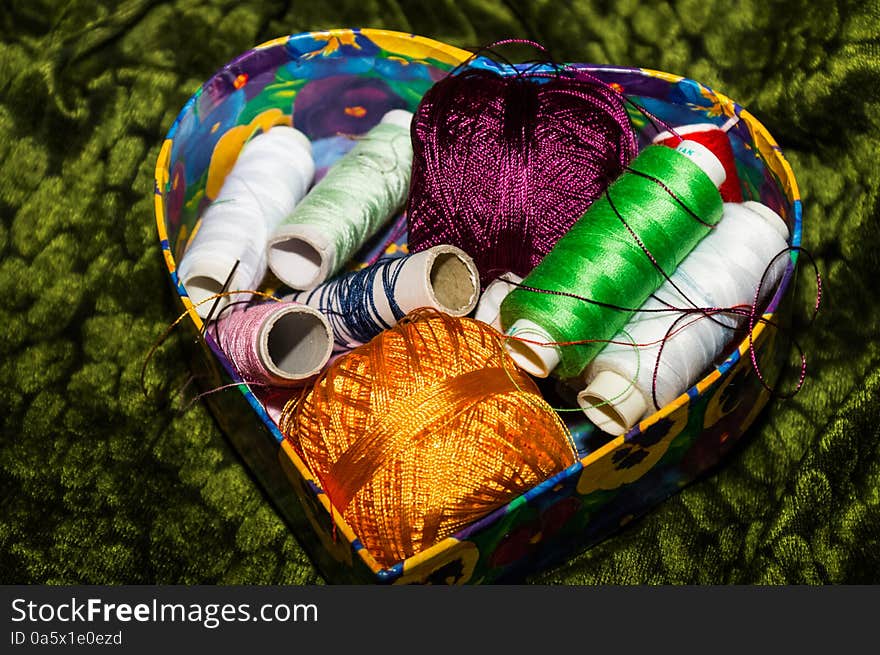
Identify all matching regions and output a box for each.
[1,0,878,585]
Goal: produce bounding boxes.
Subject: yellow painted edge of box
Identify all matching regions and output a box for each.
[279,439,385,575]
[359,28,473,66]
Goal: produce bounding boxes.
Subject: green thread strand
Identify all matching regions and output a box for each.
[500,145,723,379]
[275,122,412,279]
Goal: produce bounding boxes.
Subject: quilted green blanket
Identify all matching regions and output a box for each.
[1,0,878,584]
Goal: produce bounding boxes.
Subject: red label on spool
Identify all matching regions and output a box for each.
[654,124,743,202]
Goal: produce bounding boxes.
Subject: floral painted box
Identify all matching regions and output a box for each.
[154,29,802,584]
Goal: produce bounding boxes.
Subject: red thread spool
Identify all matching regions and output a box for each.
[653,123,743,202]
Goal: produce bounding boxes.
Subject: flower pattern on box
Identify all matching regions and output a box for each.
[293,75,407,140]
[487,496,582,568]
[576,410,689,497]
[392,540,479,585]
[683,327,782,476]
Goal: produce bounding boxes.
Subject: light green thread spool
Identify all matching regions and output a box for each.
[267,109,413,290]
[500,141,725,380]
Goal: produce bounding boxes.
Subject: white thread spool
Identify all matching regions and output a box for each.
[504,140,726,378]
[176,127,315,318]
[267,109,414,291]
[286,244,480,349]
[577,201,790,435]
[473,272,523,332]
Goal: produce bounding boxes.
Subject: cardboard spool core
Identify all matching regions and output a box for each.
[185,275,225,312]
[260,306,334,380]
[674,140,726,188]
[504,319,560,378]
[577,370,648,435]
[268,229,327,291]
[425,248,478,315]
[180,253,242,318]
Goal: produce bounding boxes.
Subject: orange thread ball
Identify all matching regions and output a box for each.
[281,309,578,567]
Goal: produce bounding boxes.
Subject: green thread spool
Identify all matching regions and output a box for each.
[500,141,725,380]
[267,109,413,290]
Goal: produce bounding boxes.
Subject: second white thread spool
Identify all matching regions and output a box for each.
[577,201,791,435]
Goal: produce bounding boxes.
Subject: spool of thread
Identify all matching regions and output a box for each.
[578,201,790,434]
[653,123,743,202]
[500,140,725,380]
[473,272,523,332]
[281,309,578,568]
[406,66,637,286]
[286,245,480,349]
[267,109,414,291]
[176,127,315,318]
[214,302,334,386]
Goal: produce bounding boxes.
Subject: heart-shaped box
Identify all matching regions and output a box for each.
[154,28,802,584]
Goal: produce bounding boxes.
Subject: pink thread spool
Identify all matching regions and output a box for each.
[214,302,334,387]
[653,123,743,202]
